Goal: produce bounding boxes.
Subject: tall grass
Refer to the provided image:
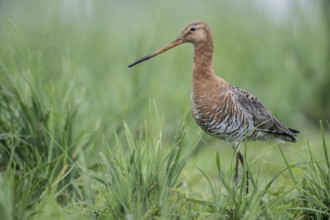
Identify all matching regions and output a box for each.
[287,122,330,218]
[84,105,195,219]
[186,126,330,219]
[0,32,92,218]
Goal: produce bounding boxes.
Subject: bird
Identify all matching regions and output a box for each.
[128,20,299,191]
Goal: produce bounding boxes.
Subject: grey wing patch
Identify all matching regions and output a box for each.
[231,86,297,141]
[231,86,273,129]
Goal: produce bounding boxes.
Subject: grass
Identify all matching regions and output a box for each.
[84,108,194,219]
[0,0,330,219]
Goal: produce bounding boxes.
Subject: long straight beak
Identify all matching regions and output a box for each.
[128,37,184,67]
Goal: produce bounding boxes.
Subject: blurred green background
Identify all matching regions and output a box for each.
[1,1,329,154]
[1,0,329,171]
[0,0,328,174]
[1,0,329,133]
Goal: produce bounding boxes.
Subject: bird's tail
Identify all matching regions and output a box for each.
[274,127,299,143]
[289,128,299,134]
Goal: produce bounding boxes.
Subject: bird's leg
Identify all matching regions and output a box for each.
[234,151,241,182]
[234,150,249,194]
[237,151,244,169]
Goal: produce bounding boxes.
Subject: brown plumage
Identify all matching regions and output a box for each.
[128,20,299,188]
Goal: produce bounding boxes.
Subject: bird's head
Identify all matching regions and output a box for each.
[128,20,210,67]
[178,20,210,45]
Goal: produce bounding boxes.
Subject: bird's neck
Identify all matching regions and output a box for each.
[192,38,215,82]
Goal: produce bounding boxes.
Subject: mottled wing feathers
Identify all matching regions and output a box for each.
[231,86,298,142]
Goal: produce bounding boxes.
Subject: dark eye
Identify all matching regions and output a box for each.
[190,27,196,32]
